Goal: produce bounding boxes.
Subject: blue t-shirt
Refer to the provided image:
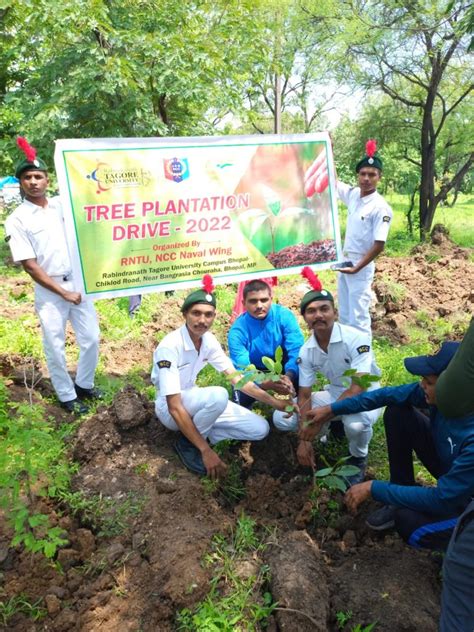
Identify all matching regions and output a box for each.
[228,304,304,378]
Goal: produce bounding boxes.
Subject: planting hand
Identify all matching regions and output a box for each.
[297,440,315,469]
[260,376,294,396]
[344,480,373,514]
[202,447,228,481]
[299,404,333,441]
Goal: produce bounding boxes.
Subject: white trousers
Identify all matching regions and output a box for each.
[337,255,374,337]
[155,386,269,444]
[35,281,100,402]
[273,390,381,458]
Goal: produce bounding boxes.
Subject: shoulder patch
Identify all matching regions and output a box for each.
[357,345,370,354]
[157,359,172,369]
[382,215,391,223]
[4,235,11,242]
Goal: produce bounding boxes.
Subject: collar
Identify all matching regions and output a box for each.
[307,322,341,349]
[22,198,51,213]
[181,324,209,353]
[359,190,378,204]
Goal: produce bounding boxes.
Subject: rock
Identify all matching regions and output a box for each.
[66,568,83,592]
[265,530,329,631]
[155,478,177,494]
[294,500,313,528]
[113,385,150,430]
[105,542,125,564]
[45,594,61,616]
[57,549,81,570]
[233,559,260,581]
[342,530,357,548]
[52,608,77,630]
[47,586,68,599]
[76,529,96,557]
[132,532,147,551]
[73,411,121,463]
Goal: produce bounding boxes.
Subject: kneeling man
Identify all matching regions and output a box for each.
[151,276,292,479]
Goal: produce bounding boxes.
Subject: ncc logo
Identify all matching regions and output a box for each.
[163,157,189,183]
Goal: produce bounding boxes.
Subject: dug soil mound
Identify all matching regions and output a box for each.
[0,238,472,631]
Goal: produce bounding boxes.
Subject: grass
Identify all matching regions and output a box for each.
[0,594,47,626]
[176,514,276,631]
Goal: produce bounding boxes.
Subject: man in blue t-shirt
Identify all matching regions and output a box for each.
[228,280,304,409]
[300,341,474,551]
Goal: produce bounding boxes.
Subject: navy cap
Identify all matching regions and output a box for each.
[404,341,460,376]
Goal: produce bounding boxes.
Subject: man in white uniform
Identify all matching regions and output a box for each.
[151,278,292,479]
[273,276,381,485]
[336,140,392,337]
[4,139,100,414]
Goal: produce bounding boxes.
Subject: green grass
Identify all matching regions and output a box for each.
[176,514,275,631]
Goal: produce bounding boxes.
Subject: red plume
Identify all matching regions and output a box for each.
[301,266,322,291]
[17,136,37,162]
[366,139,377,158]
[202,274,214,294]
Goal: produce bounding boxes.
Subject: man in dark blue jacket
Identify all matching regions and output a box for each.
[299,341,474,551]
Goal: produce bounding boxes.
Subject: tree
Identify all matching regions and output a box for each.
[308,0,473,239]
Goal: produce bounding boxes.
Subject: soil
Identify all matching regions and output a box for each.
[0,232,472,631]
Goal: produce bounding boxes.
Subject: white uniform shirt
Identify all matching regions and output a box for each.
[5,197,72,276]
[151,325,234,397]
[298,322,380,399]
[337,182,392,256]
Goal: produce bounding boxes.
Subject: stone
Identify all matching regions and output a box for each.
[76,529,96,557]
[45,594,61,616]
[47,586,68,599]
[57,549,81,570]
[105,542,125,565]
[113,386,150,430]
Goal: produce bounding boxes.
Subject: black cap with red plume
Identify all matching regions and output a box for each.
[15,136,48,179]
[355,139,383,173]
[181,274,217,313]
[300,267,334,314]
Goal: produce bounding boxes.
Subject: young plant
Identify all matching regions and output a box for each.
[336,609,353,630]
[229,346,296,414]
[341,369,380,390]
[0,372,72,559]
[315,455,360,493]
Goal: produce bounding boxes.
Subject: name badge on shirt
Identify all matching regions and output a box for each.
[157,360,172,369]
[357,345,370,354]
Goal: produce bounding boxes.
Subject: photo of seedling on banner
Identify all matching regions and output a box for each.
[228,346,296,415]
[234,144,337,269]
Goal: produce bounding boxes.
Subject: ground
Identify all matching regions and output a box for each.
[0,232,472,631]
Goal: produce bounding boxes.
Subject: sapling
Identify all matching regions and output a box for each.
[229,346,296,414]
[0,364,71,559]
[314,455,360,493]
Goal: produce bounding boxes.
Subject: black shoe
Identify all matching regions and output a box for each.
[60,398,89,415]
[329,419,345,440]
[344,455,367,486]
[366,505,396,531]
[75,384,103,400]
[174,434,207,476]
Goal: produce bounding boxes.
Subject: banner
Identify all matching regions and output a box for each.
[54,133,342,299]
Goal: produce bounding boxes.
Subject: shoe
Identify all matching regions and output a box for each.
[366,505,396,531]
[75,384,104,400]
[60,398,89,415]
[344,455,367,486]
[329,419,345,440]
[174,434,207,476]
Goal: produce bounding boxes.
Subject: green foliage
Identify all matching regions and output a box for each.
[59,490,145,538]
[315,455,359,493]
[0,594,47,626]
[0,378,73,558]
[352,623,377,632]
[176,514,275,631]
[341,369,380,390]
[336,610,353,630]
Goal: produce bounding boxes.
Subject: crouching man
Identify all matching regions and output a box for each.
[301,341,474,551]
[151,276,294,479]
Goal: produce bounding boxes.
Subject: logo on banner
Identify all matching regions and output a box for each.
[87,161,152,193]
[164,157,189,183]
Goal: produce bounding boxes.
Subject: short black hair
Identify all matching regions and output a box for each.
[243,280,271,300]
